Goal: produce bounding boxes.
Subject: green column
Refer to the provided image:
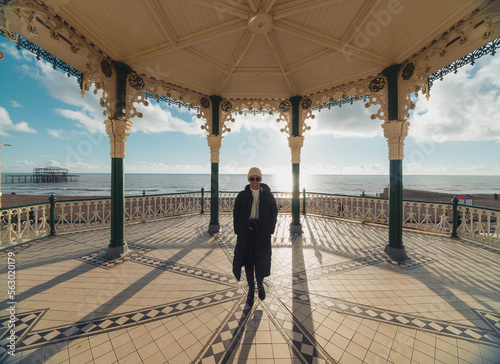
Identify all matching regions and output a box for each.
[110,157,126,247]
[388,159,403,247]
[382,64,408,261]
[208,95,222,234]
[290,96,302,234]
[106,62,132,258]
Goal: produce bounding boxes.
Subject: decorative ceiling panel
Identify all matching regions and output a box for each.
[2,0,497,99]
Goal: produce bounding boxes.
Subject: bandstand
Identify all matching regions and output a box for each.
[2,2,500,363]
[1,0,499,261]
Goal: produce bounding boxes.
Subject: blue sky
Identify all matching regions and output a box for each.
[1,37,499,176]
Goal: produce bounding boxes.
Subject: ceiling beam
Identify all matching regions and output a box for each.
[262,0,277,14]
[188,0,249,19]
[231,67,282,75]
[124,19,246,63]
[274,19,391,66]
[215,31,256,94]
[247,0,259,13]
[180,48,229,74]
[177,19,247,48]
[144,0,178,48]
[302,65,383,96]
[265,31,297,94]
[272,0,346,20]
[286,49,338,74]
[340,0,382,45]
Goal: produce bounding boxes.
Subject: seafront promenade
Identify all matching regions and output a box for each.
[1,213,499,363]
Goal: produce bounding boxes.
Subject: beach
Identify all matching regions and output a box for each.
[1,194,106,208]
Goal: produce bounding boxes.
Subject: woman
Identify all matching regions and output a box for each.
[233,167,278,306]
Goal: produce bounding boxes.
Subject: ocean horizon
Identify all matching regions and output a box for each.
[1,173,499,197]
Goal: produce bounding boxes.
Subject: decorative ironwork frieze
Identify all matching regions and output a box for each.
[428,37,500,88]
[279,100,290,112]
[313,93,370,111]
[301,97,312,110]
[0,31,83,85]
[303,76,388,123]
[100,59,112,78]
[126,72,210,126]
[369,77,386,92]
[398,0,500,120]
[402,62,415,80]
[143,92,199,111]
[221,100,232,112]
[129,75,145,90]
[200,96,210,109]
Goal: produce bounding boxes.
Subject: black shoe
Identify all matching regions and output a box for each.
[257,282,266,301]
[246,287,255,306]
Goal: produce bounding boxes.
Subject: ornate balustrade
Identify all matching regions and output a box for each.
[1,191,499,249]
[457,205,500,247]
[0,203,50,246]
[304,193,389,223]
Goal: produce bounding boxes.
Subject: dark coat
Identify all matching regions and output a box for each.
[232,183,278,281]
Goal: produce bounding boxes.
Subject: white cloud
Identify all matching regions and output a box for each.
[302,163,387,175]
[409,55,500,143]
[124,161,209,174]
[55,108,105,134]
[307,102,382,138]
[0,106,37,136]
[9,100,22,108]
[16,57,106,135]
[403,163,500,175]
[132,102,205,135]
[47,129,65,138]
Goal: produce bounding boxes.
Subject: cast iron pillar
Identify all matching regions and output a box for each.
[104,62,133,259]
[289,96,303,235]
[208,95,222,234]
[382,64,409,261]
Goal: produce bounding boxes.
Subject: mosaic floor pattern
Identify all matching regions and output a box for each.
[1,213,500,363]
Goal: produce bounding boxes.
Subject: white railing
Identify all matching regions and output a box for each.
[402,200,454,234]
[305,193,389,224]
[1,203,50,246]
[457,205,500,247]
[125,193,202,222]
[1,191,499,249]
[54,198,111,232]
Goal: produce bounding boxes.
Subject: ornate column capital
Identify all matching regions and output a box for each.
[207,134,223,163]
[105,118,133,158]
[288,135,304,164]
[382,120,410,160]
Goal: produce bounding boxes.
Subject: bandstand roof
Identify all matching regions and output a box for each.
[2,0,499,100]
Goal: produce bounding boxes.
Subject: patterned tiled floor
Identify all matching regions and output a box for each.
[1,213,500,363]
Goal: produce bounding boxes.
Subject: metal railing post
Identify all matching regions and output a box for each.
[49,194,56,236]
[451,196,459,238]
[201,187,204,214]
[302,188,306,215]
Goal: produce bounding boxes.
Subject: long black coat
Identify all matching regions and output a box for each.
[232,183,278,281]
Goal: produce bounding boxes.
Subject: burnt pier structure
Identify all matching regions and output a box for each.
[4,167,79,183]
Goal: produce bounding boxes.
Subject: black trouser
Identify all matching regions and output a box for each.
[245,264,263,291]
[244,228,263,290]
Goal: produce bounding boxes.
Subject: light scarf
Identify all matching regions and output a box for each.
[249,188,260,219]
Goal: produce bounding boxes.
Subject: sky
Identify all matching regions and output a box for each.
[1,37,500,176]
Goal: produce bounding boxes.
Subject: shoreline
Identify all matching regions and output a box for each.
[1,189,499,209]
[0,194,108,208]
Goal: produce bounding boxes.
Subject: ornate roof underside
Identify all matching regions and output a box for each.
[2,0,500,99]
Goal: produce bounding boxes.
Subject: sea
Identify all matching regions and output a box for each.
[1,174,499,197]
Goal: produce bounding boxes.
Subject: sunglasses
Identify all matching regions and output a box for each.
[249,177,261,182]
